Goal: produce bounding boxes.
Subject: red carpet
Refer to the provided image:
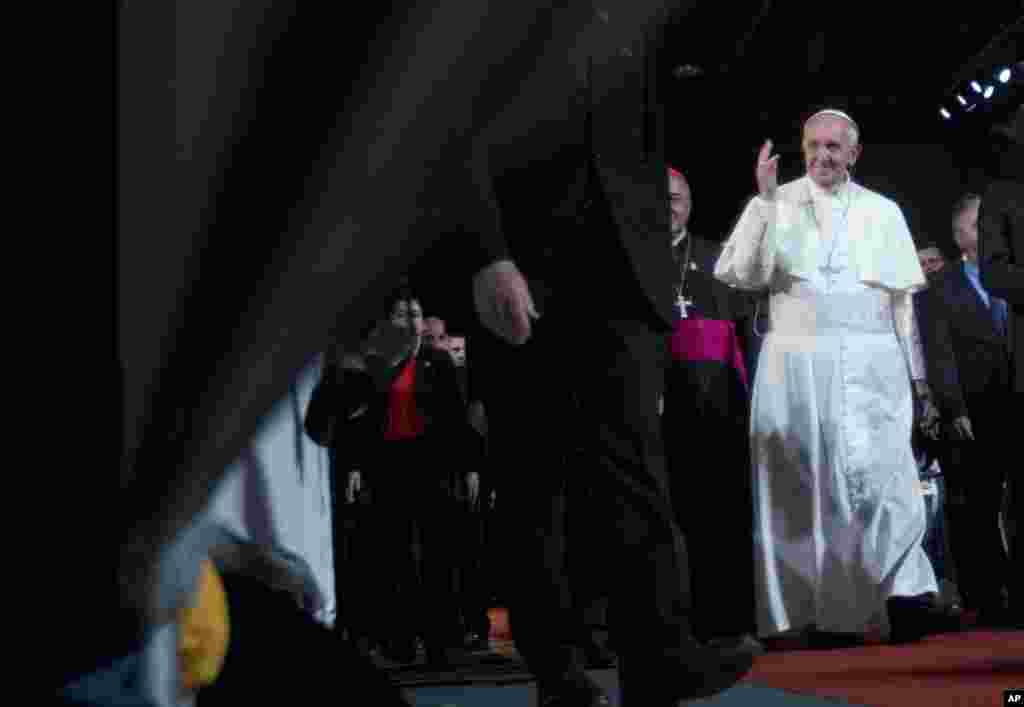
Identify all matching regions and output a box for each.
[487,608,1021,705]
[747,629,1024,706]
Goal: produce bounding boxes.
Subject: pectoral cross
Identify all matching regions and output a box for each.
[819,262,843,289]
[676,294,694,319]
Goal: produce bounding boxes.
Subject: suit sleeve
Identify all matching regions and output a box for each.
[304,367,376,447]
[303,369,338,447]
[429,352,471,439]
[979,182,1024,305]
[915,289,968,420]
[457,134,512,278]
[450,2,586,281]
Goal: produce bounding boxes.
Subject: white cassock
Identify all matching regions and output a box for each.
[715,174,938,636]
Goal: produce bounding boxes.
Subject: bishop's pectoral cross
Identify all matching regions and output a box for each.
[676,294,694,319]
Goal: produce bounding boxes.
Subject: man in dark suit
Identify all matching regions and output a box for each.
[979,106,1023,628]
[980,106,1023,399]
[918,192,1017,629]
[424,327,495,654]
[912,242,955,595]
[463,6,751,706]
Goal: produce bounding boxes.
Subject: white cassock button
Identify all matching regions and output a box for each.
[596,9,610,23]
[619,47,633,57]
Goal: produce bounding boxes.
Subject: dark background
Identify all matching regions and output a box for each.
[412,4,1022,336]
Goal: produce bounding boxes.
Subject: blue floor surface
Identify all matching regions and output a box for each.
[407,669,865,706]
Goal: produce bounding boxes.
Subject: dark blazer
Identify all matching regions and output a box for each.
[304,346,466,456]
[979,140,1023,393]
[917,261,1012,420]
[457,2,682,331]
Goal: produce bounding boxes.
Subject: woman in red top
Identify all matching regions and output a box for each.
[309,287,467,666]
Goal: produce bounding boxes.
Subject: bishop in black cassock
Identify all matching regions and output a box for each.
[662,168,759,648]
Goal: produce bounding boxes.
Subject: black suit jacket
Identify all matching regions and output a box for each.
[979,140,1023,393]
[304,347,466,465]
[456,2,681,331]
[917,262,1012,420]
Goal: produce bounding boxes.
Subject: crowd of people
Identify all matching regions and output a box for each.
[296,107,1021,695]
[97,108,1020,707]
[103,5,1021,706]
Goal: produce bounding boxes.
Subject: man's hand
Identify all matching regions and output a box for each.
[473,260,539,345]
[919,399,941,440]
[362,321,416,367]
[756,140,780,201]
[913,381,941,440]
[346,471,363,504]
[951,416,974,442]
[465,471,481,507]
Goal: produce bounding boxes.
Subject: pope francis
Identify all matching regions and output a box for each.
[715,109,960,644]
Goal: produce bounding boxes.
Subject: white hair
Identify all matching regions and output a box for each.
[805,109,860,146]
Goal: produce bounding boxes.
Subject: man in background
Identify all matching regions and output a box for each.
[423,317,451,353]
[979,105,1023,628]
[918,244,948,282]
[918,193,1015,629]
[912,240,956,607]
[443,333,493,653]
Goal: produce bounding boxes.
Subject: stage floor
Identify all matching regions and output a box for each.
[390,629,1024,707]
[407,673,852,707]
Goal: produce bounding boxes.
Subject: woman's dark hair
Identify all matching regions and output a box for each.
[325,278,423,357]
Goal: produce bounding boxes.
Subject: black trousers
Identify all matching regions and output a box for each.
[369,437,463,651]
[328,455,381,646]
[943,390,1017,612]
[451,431,495,640]
[476,306,691,685]
[662,360,757,640]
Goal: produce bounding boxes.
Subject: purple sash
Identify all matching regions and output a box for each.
[668,315,749,391]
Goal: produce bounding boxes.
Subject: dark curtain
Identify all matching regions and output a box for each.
[116,0,506,651]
